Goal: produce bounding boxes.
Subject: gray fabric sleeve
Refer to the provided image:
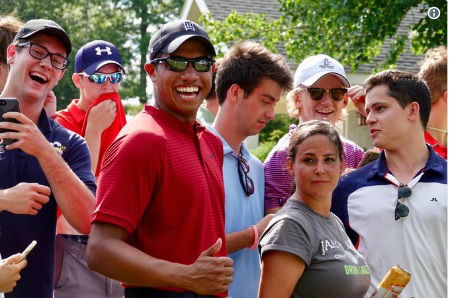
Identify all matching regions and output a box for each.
[260,218,314,266]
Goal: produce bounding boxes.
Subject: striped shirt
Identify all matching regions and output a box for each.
[264,124,364,211]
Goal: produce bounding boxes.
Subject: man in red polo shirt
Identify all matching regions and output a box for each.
[53,40,126,298]
[87,20,233,298]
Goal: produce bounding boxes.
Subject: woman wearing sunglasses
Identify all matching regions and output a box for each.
[258,120,371,298]
[264,54,365,214]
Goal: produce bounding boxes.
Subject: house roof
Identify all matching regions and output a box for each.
[192,0,425,74]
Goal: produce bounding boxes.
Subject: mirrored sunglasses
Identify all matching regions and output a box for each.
[80,72,123,84]
[306,88,348,101]
[150,56,214,72]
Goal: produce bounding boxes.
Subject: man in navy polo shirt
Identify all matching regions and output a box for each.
[0,19,96,298]
[331,70,447,297]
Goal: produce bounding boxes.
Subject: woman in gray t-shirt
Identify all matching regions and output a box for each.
[258,120,371,298]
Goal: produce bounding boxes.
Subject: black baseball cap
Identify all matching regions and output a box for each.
[75,40,125,75]
[148,19,215,61]
[13,19,71,55]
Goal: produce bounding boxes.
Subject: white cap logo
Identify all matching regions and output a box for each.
[95,46,112,56]
[319,58,334,69]
[184,21,196,32]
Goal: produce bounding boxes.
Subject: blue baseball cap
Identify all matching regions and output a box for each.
[74,40,125,75]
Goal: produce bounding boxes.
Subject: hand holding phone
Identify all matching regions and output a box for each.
[0,98,20,146]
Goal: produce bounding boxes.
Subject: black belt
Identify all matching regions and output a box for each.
[60,234,89,245]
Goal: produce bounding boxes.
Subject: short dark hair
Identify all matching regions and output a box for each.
[205,58,221,101]
[418,46,447,104]
[364,70,431,129]
[216,41,292,104]
[0,15,23,65]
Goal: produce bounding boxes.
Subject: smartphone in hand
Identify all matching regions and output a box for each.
[17,240,37,262]
[0,98,20,145]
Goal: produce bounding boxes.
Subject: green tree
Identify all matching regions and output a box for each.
[1,0,183,108]
[202,0,447,71]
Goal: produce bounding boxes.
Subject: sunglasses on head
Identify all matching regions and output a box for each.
[306,88,348,101]
[150,56,214,72]
[236,153,255,197]
[395,184,412,220]
[80,72,123,84]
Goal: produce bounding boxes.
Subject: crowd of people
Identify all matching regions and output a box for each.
[0,13,446,298]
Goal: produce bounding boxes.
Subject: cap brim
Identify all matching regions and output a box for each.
[83,61,125,75]
[301,71,350,88]
[22,27,71,55]
[164,35,216,57]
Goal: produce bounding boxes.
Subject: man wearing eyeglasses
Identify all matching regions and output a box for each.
[87,20,233,298]
[209,41,292,298]
[52,40,126,298]
[0,19,96,298]
[331,71,447,298]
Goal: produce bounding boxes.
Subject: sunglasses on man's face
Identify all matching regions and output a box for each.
[80,72,123,84]
[395,184,412,220]
[306,88,348,102]
[150,56,215,72]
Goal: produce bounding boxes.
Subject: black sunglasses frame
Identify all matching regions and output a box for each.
[395,184,412,220]
[236,153,255,197]
[16,41,69,70]
[306,88,348,102]
[150,56,215,73]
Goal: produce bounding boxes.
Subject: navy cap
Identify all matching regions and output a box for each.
[13,19,71,55]
[74,40,125,75]
[148,19,216,61]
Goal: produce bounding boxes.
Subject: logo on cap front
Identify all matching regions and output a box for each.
[95,46,112,56]
[319,58,334,69]
[184,21,196,32]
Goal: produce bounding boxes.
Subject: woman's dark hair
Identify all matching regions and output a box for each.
[288,120,344,163]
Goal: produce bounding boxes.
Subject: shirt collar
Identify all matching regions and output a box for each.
[370,144,446,178]
[207,126,249,159]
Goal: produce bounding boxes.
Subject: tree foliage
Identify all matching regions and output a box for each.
[1,0,182,108]
[202,0,447,71]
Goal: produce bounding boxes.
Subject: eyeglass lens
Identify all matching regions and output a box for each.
[153,56,214,72]
[88,73,122,84]
[27,42,68,70]
[307,88,347,101]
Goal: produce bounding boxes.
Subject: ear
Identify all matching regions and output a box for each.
[343,93,349,107]
[294,90,302,109]
[227,84,243,104]
[72,73,82,88]
[286,157,295,176]
[339,158,345,175]
[6,44,17,65]
[144,63,157,83]
[407,101,420,121]
[443,91,447,105]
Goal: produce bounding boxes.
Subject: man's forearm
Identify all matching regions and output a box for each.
[37,148,95,234]
[226,227,254,254]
